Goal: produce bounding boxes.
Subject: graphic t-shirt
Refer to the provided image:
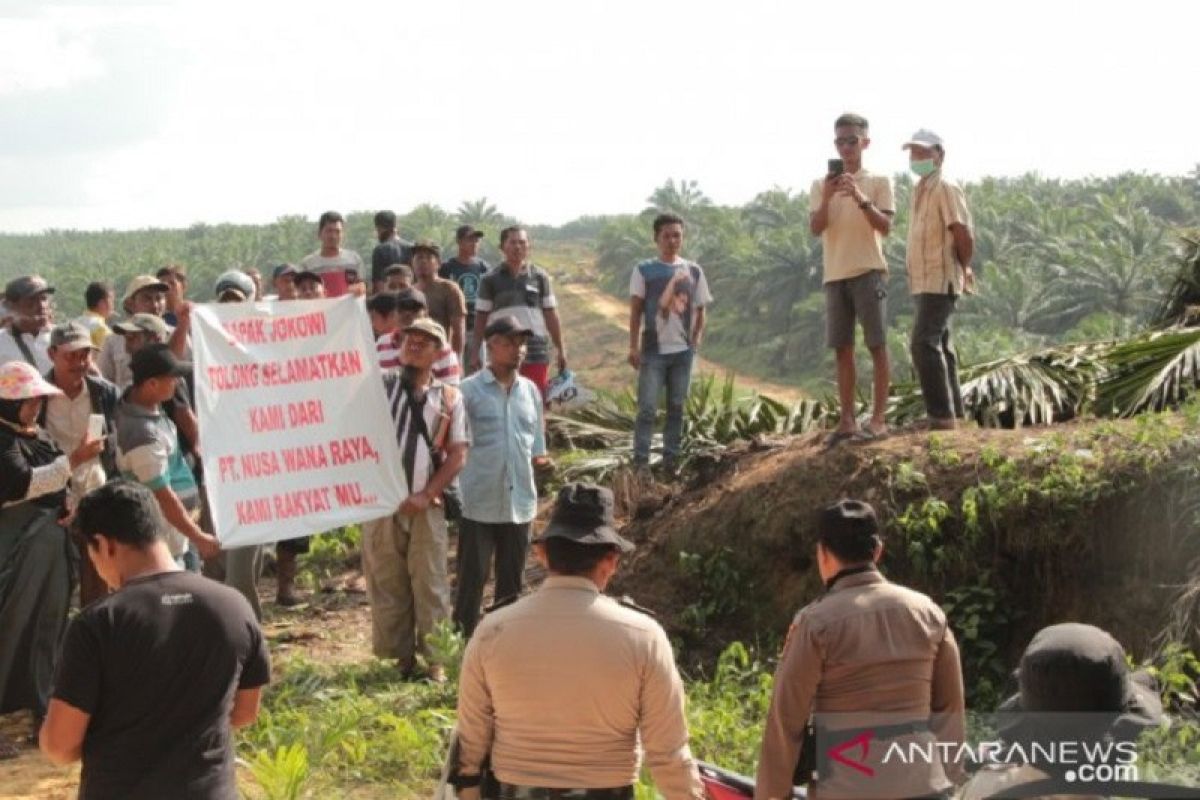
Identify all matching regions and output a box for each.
[51,570,270,800]
[440,258,491,322]
[629,259,713,355]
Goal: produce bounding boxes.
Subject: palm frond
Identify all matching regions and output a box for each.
[1095,327,1200,416]
[1152,232,1200,328]
[891,345,1104,428]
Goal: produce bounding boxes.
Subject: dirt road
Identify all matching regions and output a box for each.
[557,282,806,402]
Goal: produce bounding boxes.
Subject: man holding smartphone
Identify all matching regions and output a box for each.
[809,113,895,446]
[40,322,119,606]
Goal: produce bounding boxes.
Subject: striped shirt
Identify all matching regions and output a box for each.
[475,263,557,364]
[906,170,973,295]
[113,394,197,557]
[375,331,462,385]
[383,379,468,494]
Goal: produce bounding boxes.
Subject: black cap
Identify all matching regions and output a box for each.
[130,343,192,385]
[538,483,634,553]
[456,224,485,241]
[5,275,55,303]
[484,314,533,338]
[818,499,879,548]
[411,240,441,259]
[293,269,322,285]
[395,288,427,310]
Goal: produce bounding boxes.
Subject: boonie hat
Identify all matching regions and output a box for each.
[122,275,169,305]
[538,483,634,553]
[0,361,63,400]
[999,622,1165,745]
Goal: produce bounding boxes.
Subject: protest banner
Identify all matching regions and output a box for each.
[191,296,405,547]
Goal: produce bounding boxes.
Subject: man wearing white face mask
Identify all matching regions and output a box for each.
[903,129,975,431]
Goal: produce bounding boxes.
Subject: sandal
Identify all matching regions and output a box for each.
[855,425,889,442]
[822,430,856,452]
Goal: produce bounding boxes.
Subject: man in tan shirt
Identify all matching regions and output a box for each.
[810,113,895,445]
[903,129,975,430]
[755,499,965,800]
[453,483,703,800]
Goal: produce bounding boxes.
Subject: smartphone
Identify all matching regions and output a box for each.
[828,158,845,177]
[87,414,105,440]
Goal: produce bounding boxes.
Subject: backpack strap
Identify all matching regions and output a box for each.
[12,330,39,368]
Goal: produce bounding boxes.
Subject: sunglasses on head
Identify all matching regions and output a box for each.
[834,136,861,147]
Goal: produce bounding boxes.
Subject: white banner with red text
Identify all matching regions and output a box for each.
[191,296,405,547]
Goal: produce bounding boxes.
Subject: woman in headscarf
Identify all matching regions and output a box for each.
[0,361,102,757]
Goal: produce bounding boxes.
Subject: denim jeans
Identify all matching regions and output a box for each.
[910,293,964,420]
[634,349,694,464]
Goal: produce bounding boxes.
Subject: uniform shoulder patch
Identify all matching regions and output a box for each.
[617,595,657,618]
[484,593,521,615]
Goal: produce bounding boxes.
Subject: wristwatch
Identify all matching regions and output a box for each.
[450,773,482,789]
[858,199,873,210]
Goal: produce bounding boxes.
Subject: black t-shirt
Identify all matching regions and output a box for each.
[439,257,491,318]
[52,570,271,800]
[371,238,414,285]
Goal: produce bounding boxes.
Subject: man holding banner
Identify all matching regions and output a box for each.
[365,318,468,681]
[113,344,219,570]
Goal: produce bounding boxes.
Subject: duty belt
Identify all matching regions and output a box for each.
[498,784,634,800]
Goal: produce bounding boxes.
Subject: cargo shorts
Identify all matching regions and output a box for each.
[824,270,888,349]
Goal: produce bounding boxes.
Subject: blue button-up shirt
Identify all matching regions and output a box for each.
[459,368,546,524]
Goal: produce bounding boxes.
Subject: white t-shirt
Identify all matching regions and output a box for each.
[44,387,106,508]
[0,327,52,373]
[629,260,713,355]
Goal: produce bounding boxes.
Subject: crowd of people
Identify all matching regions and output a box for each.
[0,112,1175,800]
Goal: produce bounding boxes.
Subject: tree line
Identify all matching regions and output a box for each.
[593,172,1200,392]
[3,172,1198,404]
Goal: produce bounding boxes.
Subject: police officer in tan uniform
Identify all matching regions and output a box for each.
[755,499,966,800]
[452,483,703,800]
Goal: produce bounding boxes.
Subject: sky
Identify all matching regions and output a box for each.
[1,0,1197,233]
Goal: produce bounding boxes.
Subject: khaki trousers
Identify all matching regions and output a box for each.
[361,506,450,668]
